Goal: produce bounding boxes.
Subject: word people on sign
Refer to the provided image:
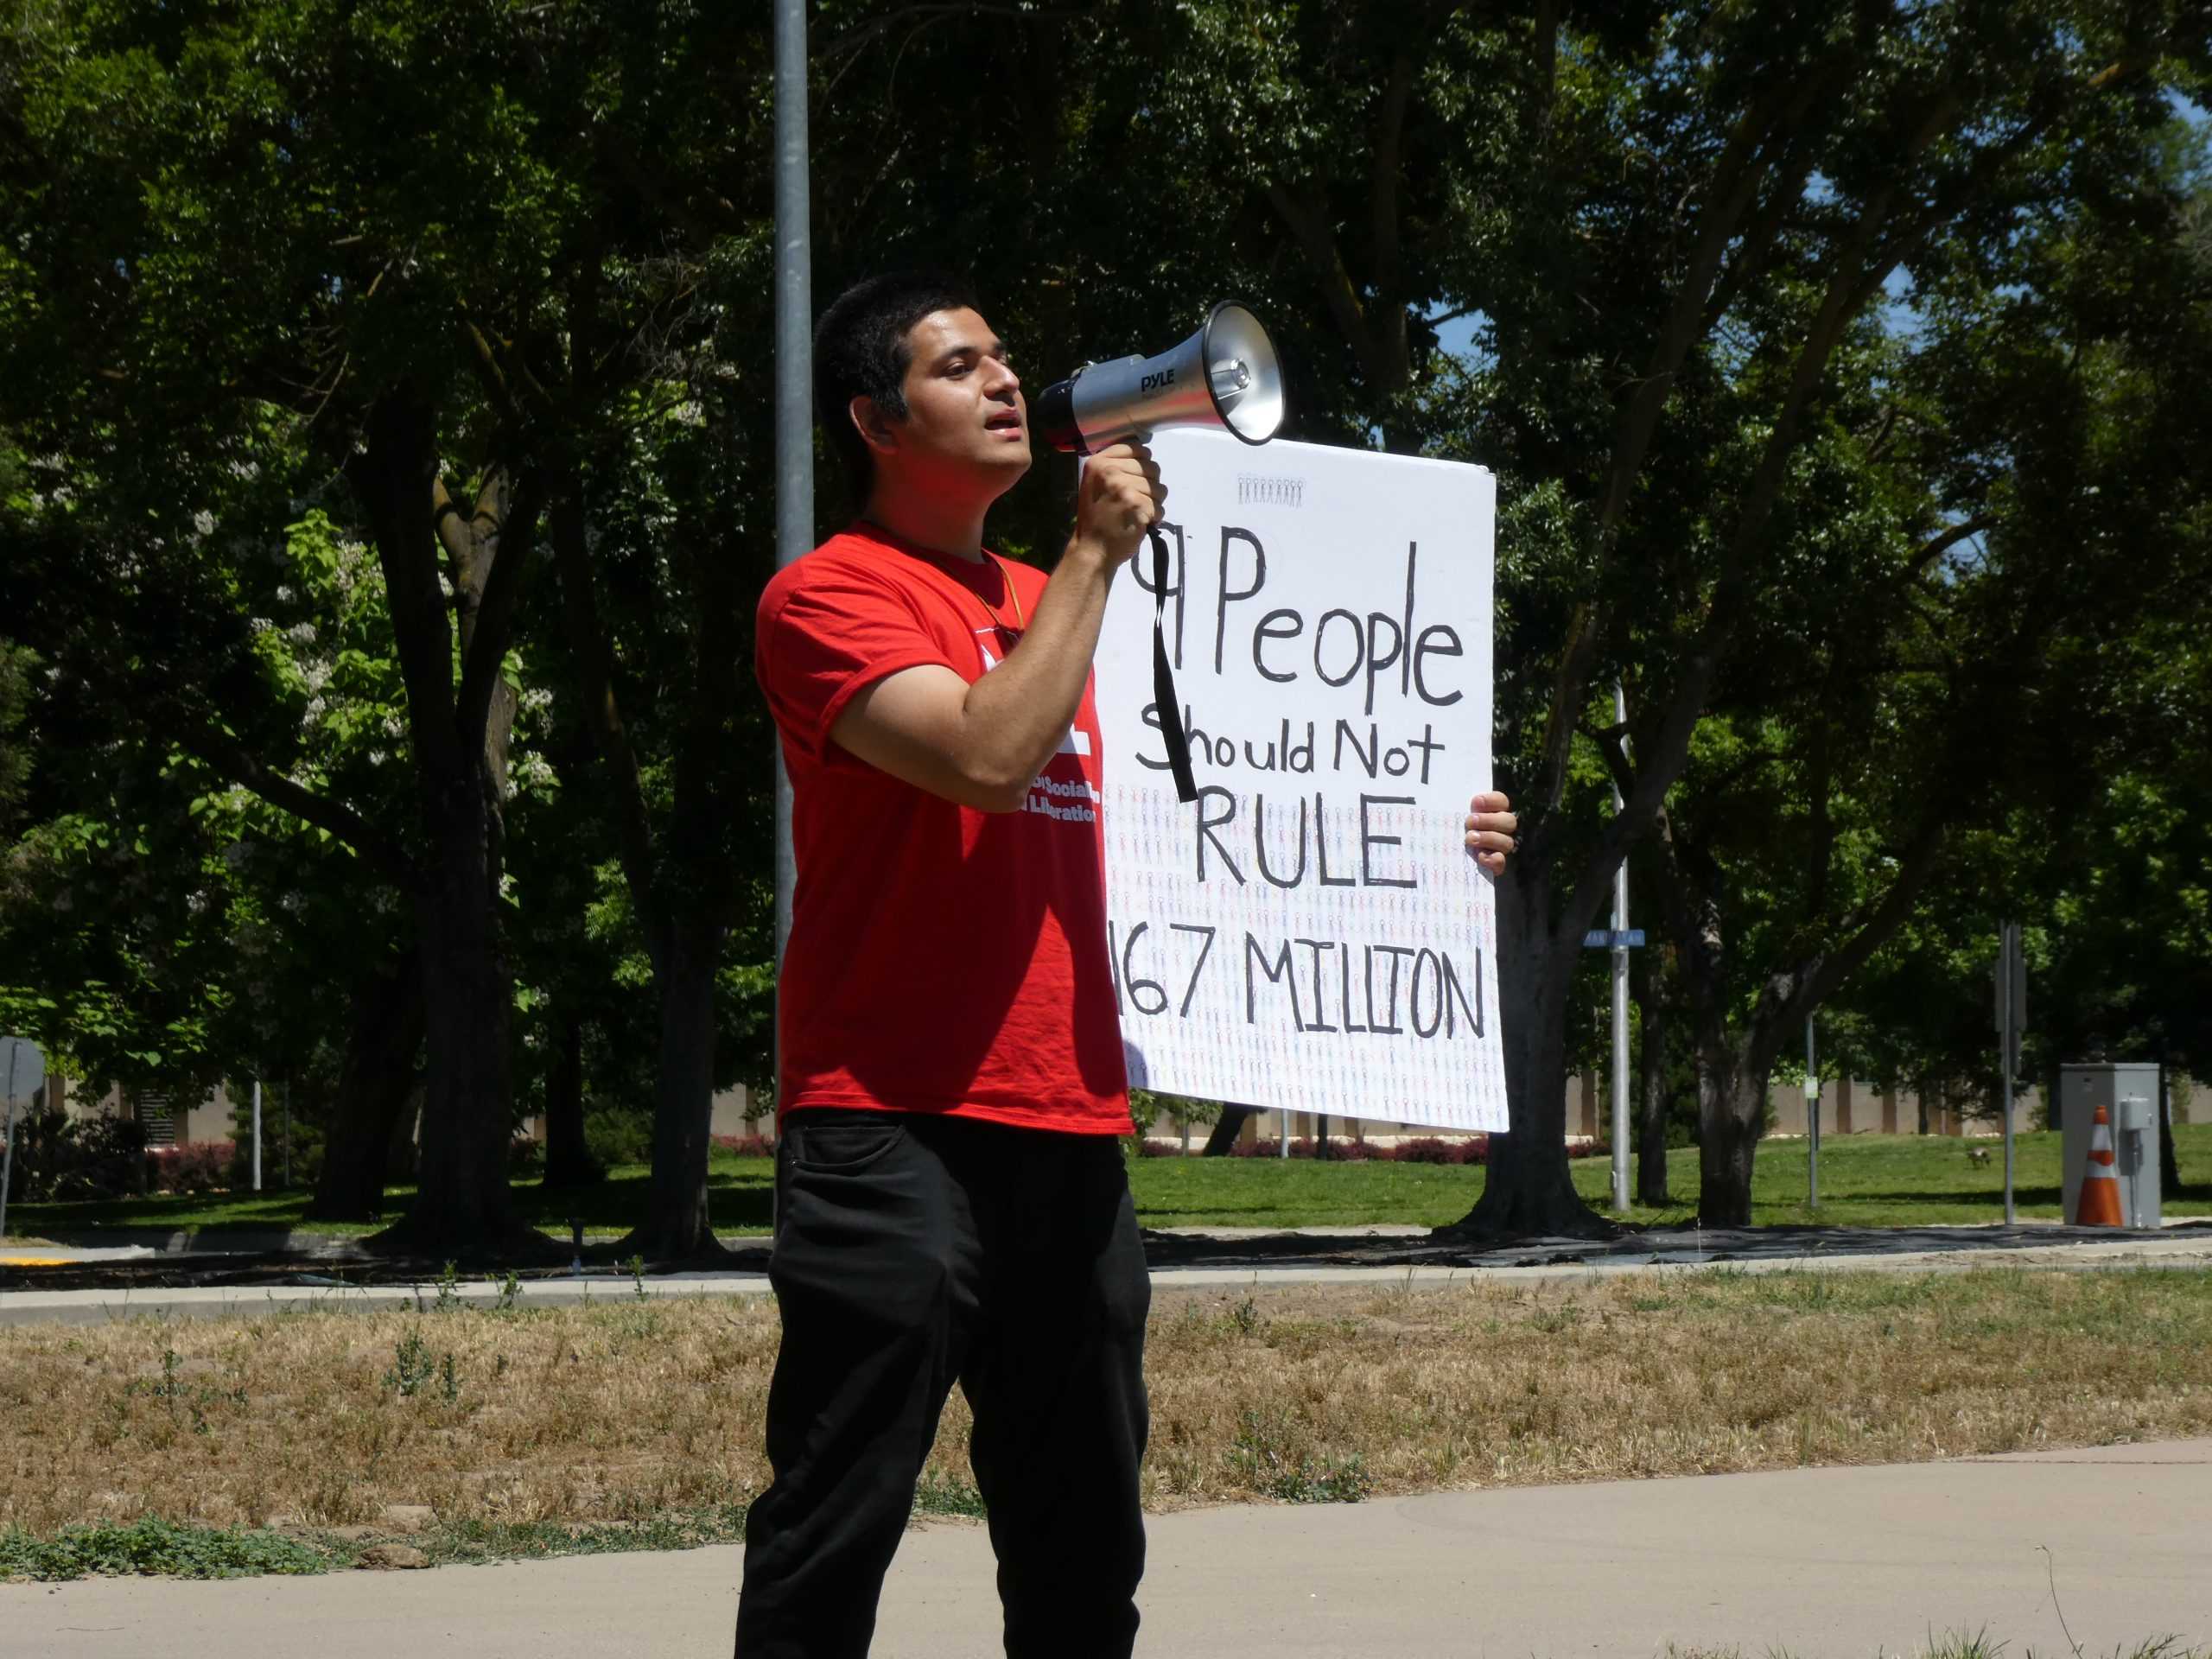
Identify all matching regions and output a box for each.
[1092,430,1504,1133]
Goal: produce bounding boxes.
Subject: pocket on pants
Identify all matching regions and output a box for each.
[785,1109,909,1174]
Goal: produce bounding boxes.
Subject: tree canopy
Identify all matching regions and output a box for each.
[3,0,2207,1247]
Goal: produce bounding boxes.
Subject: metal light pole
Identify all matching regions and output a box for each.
[1997,920,2022,1225]
[0,1041,23,1245]
[1805,1014,1819,1209]
[772,0,812,972]
[1610,682,1630,1213]
[251,1078,263,1192]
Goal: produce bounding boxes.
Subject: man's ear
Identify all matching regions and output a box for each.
[849,394,899,459]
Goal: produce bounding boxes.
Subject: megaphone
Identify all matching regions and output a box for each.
[1034,304,1285,810]
[1035,302,1285,454]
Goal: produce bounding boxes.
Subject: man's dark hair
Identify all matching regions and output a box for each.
[814,270,981,503]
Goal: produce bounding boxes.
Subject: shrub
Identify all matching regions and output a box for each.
[1197,1129,1497,1161]
[3,1104,148,1202]
[709,1133,776,1160]
[507,1135,545,1178]
[1384,1135,1490,1165]
[1128,1089,1223,1137]
[582,1107,654,1169]
[145,1141,234,1197]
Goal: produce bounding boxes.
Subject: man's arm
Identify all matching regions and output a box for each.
[831,445,1165,811]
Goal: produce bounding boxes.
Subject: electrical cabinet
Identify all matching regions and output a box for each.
[2059,1064,2162,1230]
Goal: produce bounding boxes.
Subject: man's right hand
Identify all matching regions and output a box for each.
[1071,442,1168,567]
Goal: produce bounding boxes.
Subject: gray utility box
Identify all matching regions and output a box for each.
[2058,1064,2162,1229]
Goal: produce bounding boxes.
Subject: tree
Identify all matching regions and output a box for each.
[0,641,32,836]
[1439,2,2208,1233]
[1649,132,2212,1220]
[0,0,777,1250]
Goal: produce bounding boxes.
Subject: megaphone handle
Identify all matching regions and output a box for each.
[1147,524,1200,804]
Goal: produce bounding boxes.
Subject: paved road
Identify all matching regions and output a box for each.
[5,1229,2211,1325]
[6,1440,2206,1658]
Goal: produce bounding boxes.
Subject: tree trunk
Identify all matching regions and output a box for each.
[1635,959,1671,1206]
[344,393,541,1258]
[542,1006,602,1191]
[549,477,741,1261]
[1203,1105,1255,1156]
[399,772,522,1255]
[308,954,424,1222]
[1696,1046,1765,1227]
[628,916,728,1261]
[386,1086,422,1184]
[1450,874,1612,1238]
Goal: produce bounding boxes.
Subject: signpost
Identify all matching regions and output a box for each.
[1093,431,1507,1132]
[1994,921,2024,1224]
[1582,923,1645,1204]
[1805,1014,1819,1209]
[1,1035,47,1246]
[1609,683,1630,1213]
[770,0,810,970]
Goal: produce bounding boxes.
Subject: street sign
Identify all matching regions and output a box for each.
[2,1034,45,1246]
[1993,922,2024,1225]
[1582,929,1645,950]
[0,1036,41,1103]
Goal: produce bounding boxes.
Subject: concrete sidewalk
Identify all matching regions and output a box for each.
[6,1440,2206,1658]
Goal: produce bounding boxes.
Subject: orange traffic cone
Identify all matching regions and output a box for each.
[2076,1103,2126,1227]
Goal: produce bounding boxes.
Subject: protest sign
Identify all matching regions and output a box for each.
[1092,429,1507,1131]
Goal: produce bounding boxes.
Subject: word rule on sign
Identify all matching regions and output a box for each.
[1106,921,1486,1041]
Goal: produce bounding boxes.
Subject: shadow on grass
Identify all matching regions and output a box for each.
[1843,1185,2066,1206]
[505,1166,775,1236]
[7,1159,779,1242]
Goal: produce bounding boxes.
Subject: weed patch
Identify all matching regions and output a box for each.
[1227,1406,1375,1503]
[911,1473,988,1519]
[0,1517,345,1580]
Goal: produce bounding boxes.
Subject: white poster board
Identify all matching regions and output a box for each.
[1094,429,1507,1132]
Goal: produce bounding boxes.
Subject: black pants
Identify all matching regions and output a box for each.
[734,1109,1151,1659]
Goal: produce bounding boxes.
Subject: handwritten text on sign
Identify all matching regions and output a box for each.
[1093,430,1506,1132]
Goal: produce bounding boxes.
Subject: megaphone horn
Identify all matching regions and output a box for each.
[1035,301,1286,454]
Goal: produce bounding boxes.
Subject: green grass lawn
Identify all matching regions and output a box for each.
[7,1126,2209,1244]
[1131,1123,2212,1230]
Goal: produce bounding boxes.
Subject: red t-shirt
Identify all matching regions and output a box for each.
[754,521,1132,1135]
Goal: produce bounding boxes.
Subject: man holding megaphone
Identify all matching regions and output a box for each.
[741,272,1516,1659]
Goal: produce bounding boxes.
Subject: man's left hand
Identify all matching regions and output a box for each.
[1465,791,1517,876]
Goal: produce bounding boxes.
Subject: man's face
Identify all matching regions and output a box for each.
[861,307,1030,496]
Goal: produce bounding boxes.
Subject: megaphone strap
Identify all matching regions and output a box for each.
[975,553,1027,634]
[1147,525,1199,804]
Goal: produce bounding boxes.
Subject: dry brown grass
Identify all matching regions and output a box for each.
[3,1267,2208,1542]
